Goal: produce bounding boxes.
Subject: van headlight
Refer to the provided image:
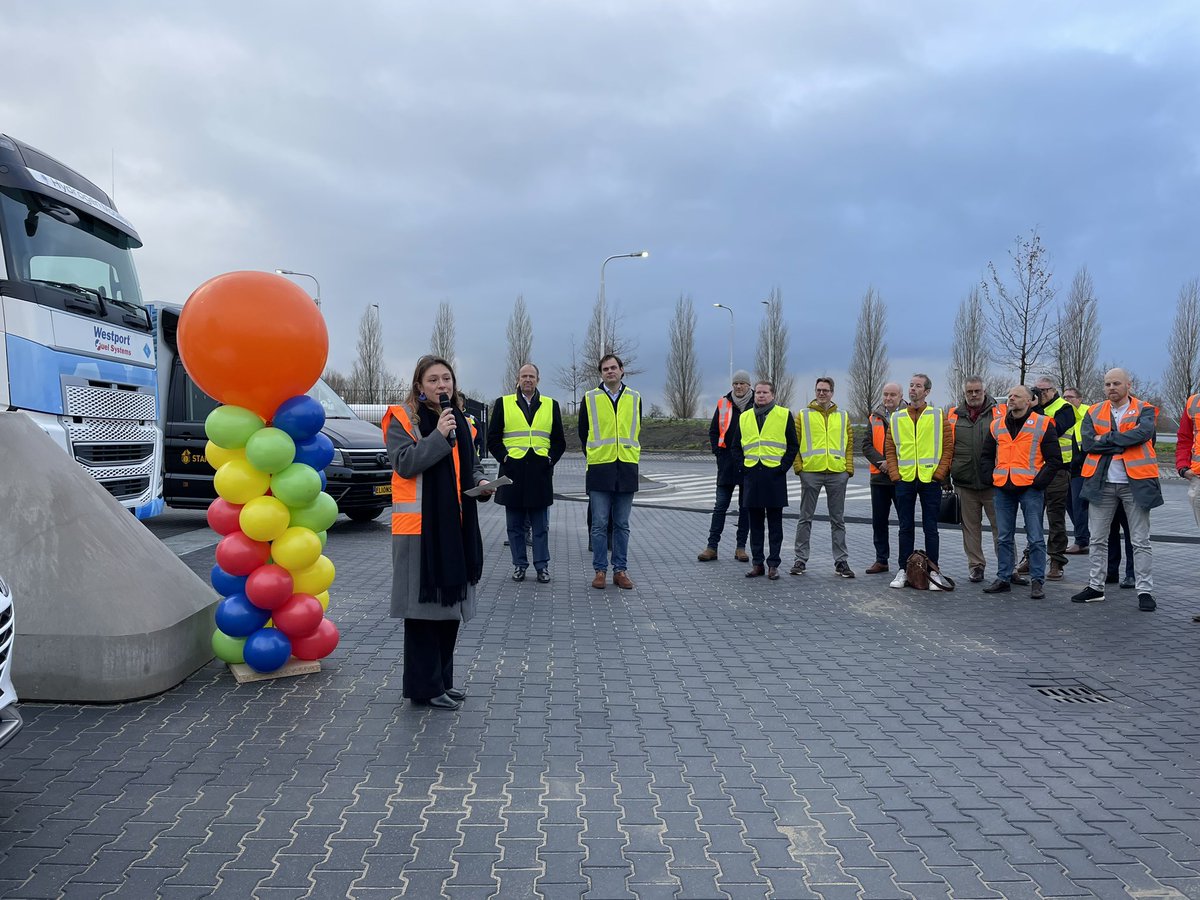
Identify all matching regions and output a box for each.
[329,450,345,467]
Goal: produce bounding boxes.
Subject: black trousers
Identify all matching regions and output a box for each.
[403,618,459,700]
[747,507,783,567]
[870,482,898,566]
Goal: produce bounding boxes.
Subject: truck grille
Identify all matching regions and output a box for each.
[64,383,156,420]
[341,449,390,471]
[100,475,152,501]
[74,442,156,466]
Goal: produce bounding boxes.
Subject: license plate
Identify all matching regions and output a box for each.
[373,485,391,496]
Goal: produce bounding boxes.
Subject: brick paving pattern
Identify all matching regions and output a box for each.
[2,472,1199,898]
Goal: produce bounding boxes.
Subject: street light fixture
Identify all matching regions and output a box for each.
[275,269,321,308]
[598,251,649,360]
[761,298,773,387]
[713,303,734,384]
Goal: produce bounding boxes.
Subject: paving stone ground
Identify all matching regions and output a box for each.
[2,460,1199,899]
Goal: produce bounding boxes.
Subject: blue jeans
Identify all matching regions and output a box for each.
[590,490,633,573]
[706,482,749,549]
[506,506,549,571]
[1068,475,1090,546]
[994,488,1046,581]
[894,479,942,565]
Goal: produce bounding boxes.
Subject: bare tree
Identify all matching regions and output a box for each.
[430,300,456,366]
[349,305,402,402]
[847,286,889,419]
[946,286,998,399]
[553,334,587,415]
[755,286,796,407]
[582,296,642,376]
[982,228,1058,384]
[663,294,701,418]
[322,366,352,398]
[1053,266,1103,401]
[504,294,534,392]
[1163,278,1200,420]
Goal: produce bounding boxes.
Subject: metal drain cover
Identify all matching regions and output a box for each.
[1031,683,1112,703]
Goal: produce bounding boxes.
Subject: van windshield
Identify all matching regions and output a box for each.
[0,187,143,307]
[308,379,358,419]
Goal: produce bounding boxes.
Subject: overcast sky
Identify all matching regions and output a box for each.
[3,2,1197,410]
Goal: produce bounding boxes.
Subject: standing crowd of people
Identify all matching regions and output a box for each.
[382,352,1199,710]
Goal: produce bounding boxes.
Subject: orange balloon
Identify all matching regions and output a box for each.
[177,271,329,420]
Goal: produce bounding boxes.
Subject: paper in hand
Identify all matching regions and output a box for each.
[465,476,512,497]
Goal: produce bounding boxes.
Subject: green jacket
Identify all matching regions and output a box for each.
[949,397,998,490]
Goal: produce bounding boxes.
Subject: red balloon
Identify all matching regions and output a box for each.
[291,617,339,660]
[206,498,243,535]
[177,271,329,420]
[245,564,295,611]
[214,532,270,577]
[272,593,324,638]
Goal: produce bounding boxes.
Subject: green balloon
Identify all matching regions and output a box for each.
[245,427,297,474]
[290,492,339,533]
[317,530,327,548]
[212,629,246,664]
[270,463,322,507]
[205,405,265,449]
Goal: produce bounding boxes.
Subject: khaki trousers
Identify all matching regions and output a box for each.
[957,485,999,571]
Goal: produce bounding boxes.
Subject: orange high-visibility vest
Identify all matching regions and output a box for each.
[715,397,734,449]
[1081,397,1158,480]
[1188,393,1200,472]
[382,404,478,535]
[990,412,1049,487]
[867,413,886,475]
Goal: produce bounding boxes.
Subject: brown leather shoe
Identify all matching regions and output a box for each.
[1065,544,1088,555]
[767,567,780,580]
[1017,555,1030,576]
[734,547,749,562]
[697,548,718,562]
[613,571,635,590]
[745,565,765,578]
[1047,562,1064,580]
[591,571,607,590]
[865,561,889,575]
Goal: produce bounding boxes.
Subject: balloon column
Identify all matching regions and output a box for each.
[176,271,341,674]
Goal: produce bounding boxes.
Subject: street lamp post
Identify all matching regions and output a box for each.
[598,251,649,360]
[275,269,322,309]
[761,298,773,387]
[713,303,734,384]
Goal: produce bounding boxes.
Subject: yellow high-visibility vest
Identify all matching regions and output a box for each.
[889,406,943,483]
[584,387,641,466]
[1041,396,1074,464]
[501,394,554,459]
[741,406,790,467]
[795,407,848,473]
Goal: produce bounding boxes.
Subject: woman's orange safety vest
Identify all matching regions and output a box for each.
[989,412,1048,487]
[1080,397,1158,480]
[381,404,478,536]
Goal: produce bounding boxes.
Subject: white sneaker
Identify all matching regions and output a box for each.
[889,570,907,589]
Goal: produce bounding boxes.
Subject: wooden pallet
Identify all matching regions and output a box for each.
[229,658,321,684]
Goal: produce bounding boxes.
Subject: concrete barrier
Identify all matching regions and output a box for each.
[0,412,217,702]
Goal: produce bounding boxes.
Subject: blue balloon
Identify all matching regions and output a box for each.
[215,593,271,638]
[242,627,293,673]
[319,469,327,490]
[294,432,335,470]
[273,395,326,442]
[211,565,247,597]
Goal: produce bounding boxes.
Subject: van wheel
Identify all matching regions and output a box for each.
[347,507,385,523]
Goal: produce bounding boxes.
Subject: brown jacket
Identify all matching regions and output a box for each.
[883,404,954,483]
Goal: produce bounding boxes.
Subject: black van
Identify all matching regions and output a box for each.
[155,306,392,522]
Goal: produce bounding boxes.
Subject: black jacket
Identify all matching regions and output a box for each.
[981,408,1063,492]
[577,383,642,493]
[708,391,750,486]
[487,391,566,508]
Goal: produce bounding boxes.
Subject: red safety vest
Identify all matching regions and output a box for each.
[1080,397,1158,480]
[990,412,1048,487]
[381,404,478,535]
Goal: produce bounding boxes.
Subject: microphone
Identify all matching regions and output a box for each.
[439,393,456,446]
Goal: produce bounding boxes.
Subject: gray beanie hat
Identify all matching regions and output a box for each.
[732,369,752,384]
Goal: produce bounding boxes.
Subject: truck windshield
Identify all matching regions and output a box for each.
[0,187,143,306]
[308,379,359,419]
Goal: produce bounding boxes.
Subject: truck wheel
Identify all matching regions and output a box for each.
[347,508,385,523]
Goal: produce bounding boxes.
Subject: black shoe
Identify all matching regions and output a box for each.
[835,562,856,579]
[1071,586,1105,603]
[1138,592,1156,612]
[445,687,466,702]
[1010,573,1029,586]
[412,693,462,710]
[969,566,984,583]
[536,569,551,584]
[512,567,526,582]
[1120,575,1135,589]
[789,562,806,576]
[982,579,1010,593]
[1030,580,1045,600]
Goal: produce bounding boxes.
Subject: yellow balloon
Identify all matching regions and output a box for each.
[316,590,330,611]
[271,526,322,572]
[239,496,291,542]
[293,555,335,595]
[205,440,246,471]
[213,458,270,505]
